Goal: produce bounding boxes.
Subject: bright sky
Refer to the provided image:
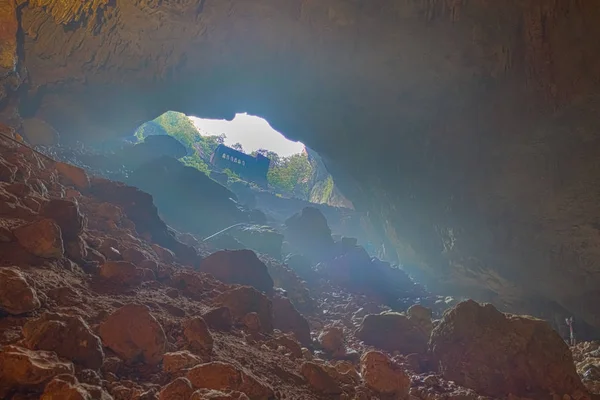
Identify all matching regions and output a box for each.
[190,113,305,157]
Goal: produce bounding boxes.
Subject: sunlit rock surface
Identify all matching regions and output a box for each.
[2,0,600,334]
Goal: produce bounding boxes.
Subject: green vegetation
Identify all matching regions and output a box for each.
[265,152,313,199]
[135,111,322,201]
[310,175,334,204]
[134,111,224,175]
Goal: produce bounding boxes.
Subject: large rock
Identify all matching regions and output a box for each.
[99,261,143,286]
[0,267,41,315]
[90,178,199,266]
[360,351,410,396]
[41,375,111,400]
[14,218,64,258]
[23,312,105,369]
[198,250,274,295]
[318,326,345,356]
[430,300,587,398]
[116,134,187,169]
[127,156,245,237]
[22,117,59,146]
[355,312,429,354]
[159,377,195,400]
[231,225,283,260]
[98,304,167,365]
[190,389,250,400]
[40,198,85,241]
[300,362,342,394]
[284,207,334,262]
[272,293,311,346]
[0,345,74,395]
[317,246,427,308]
[183,317,214,352]
[215,286,273,333]
[186,362,273,400]
[163,351,203,373]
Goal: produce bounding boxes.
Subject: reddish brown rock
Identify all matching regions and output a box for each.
[242,312,262,332]
[55,161,90,190]
[40,198,85,240]
[267,334,303,359]
[360,351,410,396]
[272,293,311,346]
[153,244,176,264]
[300,362,342,395]
[159,377,195,400]
[215,286,273,333]
[186,362,273,400]
[23,312,104,369]
[0,345,74,395]
[198,250,274,296]
[318,326,344,355]
[183,317,214,352]
[99,261,143,286]
[202,307,233,332]
[14,218,64,258]
[98,304,167,365]
[122,246,151,264]
[355,312,428,354]
[163,351,203,373]
[0,267,41,315]
[190,389,250,399]
[41,374,111,400]
[430,300,587,398]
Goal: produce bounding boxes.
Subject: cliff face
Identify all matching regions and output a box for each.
[3,0,600,333]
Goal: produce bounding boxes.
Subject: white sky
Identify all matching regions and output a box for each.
[189,113,305,157]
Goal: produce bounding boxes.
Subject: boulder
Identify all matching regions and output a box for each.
[284,207,334,262]
[127,156,244,237]
[430,300,587,398]
[198,250,274,296]
[159,377,195,400]
[242,312,262,332]
[40,199,85,241]
[272,293,311,346]
[14,218,64,258]
[163,351,203,373]
[215,286,273,333]
[21,117,59,146]
[99,261,143,286]
[98,304,167,365]
[318,326,345,355]
[360,351,410,396]
[186,362,273,400]
[0,345,74,395]
[23,312,104,369]
[202,307,233,332]
[231,225,283,260]
[55,161,90,190]
[300,362,342,394]
[117,134,188,169]
[90,178,199,266]
[0,267,40,315]
[183,317,214,352]
[262,256,316,313]
[41,375,111,400]
[407,304,433,336]
[355,312,429,354]
[190,389,250,400]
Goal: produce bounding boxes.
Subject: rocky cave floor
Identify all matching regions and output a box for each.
[1,123,600,400]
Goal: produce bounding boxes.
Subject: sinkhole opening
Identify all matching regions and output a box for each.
[134,111,351,208]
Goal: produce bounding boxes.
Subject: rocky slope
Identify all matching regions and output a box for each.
[2,123,600,400]
[3,0,600,335]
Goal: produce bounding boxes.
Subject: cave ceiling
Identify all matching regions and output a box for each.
[3,0,600,333]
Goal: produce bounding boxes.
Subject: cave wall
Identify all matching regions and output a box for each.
[3,0,600,333]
